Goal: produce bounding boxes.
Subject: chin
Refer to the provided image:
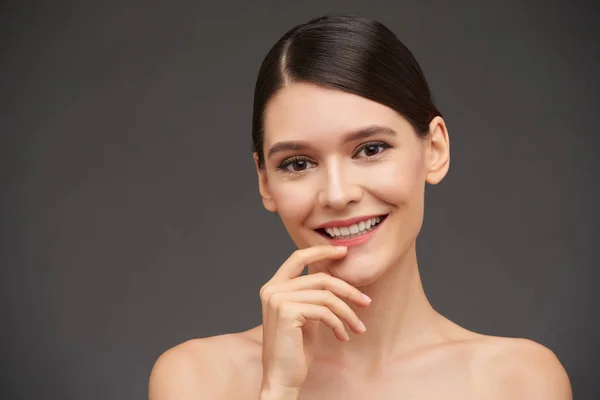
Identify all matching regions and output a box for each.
[332,270,383,288]
[321,251,391,288]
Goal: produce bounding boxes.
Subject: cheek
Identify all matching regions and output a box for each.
[270,180,315,223]
[364,156,425,206]
[366,157,426,249]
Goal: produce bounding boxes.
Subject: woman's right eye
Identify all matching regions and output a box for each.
[278,157,316,174]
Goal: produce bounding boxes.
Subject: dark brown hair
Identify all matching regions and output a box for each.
[252,14,441,169]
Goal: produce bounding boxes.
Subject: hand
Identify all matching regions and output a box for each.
[259,245,372,395]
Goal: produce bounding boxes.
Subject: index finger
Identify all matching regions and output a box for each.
[270,245,347,284]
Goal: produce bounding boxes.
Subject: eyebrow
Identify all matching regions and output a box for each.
[266,125,397,159]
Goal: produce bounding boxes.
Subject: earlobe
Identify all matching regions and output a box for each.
[425,116,450,185]
[253,153,277,212]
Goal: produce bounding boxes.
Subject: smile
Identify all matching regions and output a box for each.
[315,214,388,246]
[322,216,384,238]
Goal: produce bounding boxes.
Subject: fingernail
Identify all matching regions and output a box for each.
[358,320,367,333]
[335,246,347,252]
[362,294,372,303]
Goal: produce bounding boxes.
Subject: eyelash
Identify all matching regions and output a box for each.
[276,141,392,175]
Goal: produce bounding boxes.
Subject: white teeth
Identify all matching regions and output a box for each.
[322,216,385,239]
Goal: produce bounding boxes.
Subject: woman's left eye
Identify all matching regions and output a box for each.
[355,141,391,158]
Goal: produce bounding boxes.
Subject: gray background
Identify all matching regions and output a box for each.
[2,0,598,399]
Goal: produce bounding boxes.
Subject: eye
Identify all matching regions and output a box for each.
[277,157,316,174]
[354,141,391,159]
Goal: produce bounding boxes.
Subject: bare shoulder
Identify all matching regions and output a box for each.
[471,336,572,400]
[148,326,263,400]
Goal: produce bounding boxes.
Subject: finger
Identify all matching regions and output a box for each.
[270,290,366,334]
[268,272,371,308]
[277,302,350,342]
[270,246,347,284]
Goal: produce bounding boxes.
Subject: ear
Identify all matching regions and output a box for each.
[253,153,277,212]
[425,116,450,185]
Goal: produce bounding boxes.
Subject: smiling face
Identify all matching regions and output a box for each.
[254,82,450,287]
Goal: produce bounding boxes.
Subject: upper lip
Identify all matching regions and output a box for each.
[314,214,386,229]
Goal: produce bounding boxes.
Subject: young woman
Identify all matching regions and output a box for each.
[149,15,571,400]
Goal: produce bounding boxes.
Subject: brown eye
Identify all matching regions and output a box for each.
[290,159,308,171]
[355,141,391,159]
[364,144,380,157]
[277,157,316,174]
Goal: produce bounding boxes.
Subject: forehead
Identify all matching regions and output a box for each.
[263,82,410,145]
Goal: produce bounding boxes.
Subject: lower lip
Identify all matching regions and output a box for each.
[319,216,387,247]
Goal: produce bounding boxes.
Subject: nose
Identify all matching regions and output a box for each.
[317,158,363,209]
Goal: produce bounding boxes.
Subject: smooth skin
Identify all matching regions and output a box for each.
[149,83,572,399]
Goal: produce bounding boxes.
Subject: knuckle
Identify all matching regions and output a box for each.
[259,284,268,298]
[260,285,275,301]
[314,272,330,282]
[268,292,283,308]
[316,274,340,291]
[323,306,337,320]
[330,315,344,329]
[290,249,303,261]
[323,290,336,302]
[278,302,296,319]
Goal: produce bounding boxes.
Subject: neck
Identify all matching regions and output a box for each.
[312,242,449,375]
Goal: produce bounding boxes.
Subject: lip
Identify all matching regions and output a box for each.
[316,214,388,247]
[314,214,386,229]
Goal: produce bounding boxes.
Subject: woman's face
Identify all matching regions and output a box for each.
[255,82,449,287]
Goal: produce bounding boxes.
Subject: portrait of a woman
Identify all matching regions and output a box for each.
[148,14,572,400]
